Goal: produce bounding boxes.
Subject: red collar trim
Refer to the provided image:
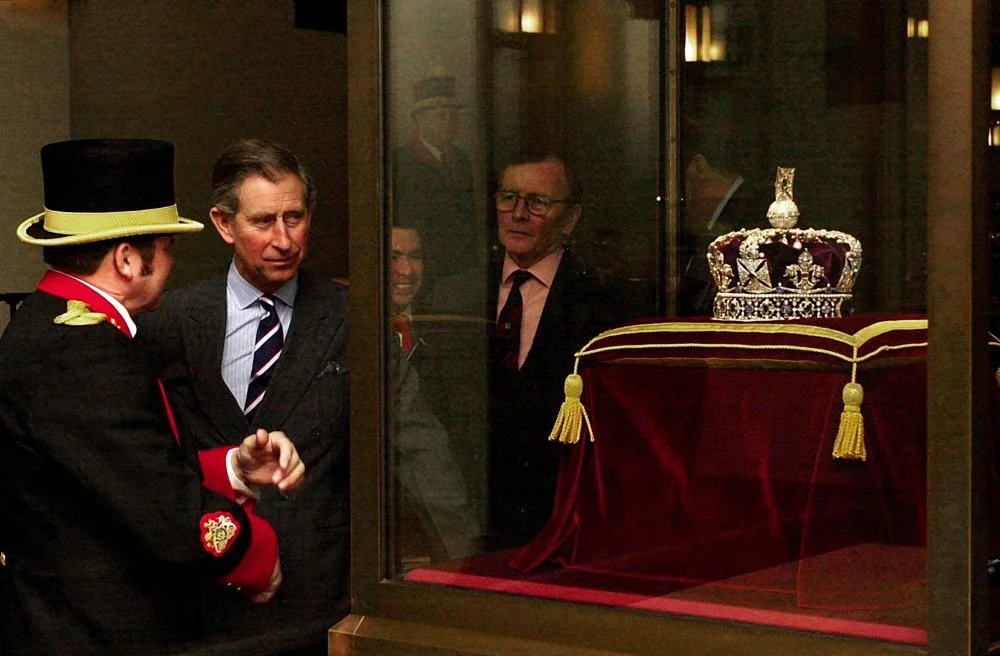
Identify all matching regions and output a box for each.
[36,270,131,338]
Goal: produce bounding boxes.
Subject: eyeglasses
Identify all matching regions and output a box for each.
[494,191,573,216]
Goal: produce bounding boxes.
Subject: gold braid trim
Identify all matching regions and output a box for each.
[53,300,108,326]
[577,318,928,355]
[549,319,927,461]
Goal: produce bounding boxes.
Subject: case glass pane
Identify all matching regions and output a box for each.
[383,0,930,645]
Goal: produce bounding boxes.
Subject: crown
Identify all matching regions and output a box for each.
[707,167,862,321]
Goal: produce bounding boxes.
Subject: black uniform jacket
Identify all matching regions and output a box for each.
[0,273,276,656]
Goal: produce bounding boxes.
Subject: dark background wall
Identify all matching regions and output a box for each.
[0,1,348,301]
[68,2,348,288]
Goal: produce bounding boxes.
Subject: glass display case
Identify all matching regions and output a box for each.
[338,1,994,654]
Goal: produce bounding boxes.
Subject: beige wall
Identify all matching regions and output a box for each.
[68,2,348,288]
[1,1,348,332]
[0,1,348,301]
[0,0,71,330]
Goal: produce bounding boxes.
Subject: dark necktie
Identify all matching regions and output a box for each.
[245,295,283,417]
[491,270,533,373]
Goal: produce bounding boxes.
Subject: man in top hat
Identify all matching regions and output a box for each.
[0,138,304,656]
[393,71,480,291]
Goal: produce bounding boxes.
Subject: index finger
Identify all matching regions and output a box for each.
[269,431,293,470]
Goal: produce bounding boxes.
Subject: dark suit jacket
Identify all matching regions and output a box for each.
[390,344,482,564]
[139,269,350,651]
[678,180,768,317]
[393,137,480,280]
[486,249,628,549]
[0,288,271,656]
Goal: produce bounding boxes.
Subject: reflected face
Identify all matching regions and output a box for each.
[129,235,175,314]
[391,227,423,312]
[497,160,581,269]
[415,107,458,148]
[684,153,729,228]
[211,173,312,294]
[684,154,712,225]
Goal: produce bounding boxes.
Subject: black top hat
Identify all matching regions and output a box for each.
[17,138,203,246]
[410,75,463,117]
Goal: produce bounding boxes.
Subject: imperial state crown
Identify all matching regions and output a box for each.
[707,167,862,321]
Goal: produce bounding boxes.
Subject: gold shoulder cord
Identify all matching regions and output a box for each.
[549,319,929,463]
[53,299,108,326]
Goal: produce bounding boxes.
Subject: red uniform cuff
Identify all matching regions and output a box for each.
[219,514,278,596]
[199,446,238,500]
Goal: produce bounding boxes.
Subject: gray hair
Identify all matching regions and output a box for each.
[211,138,317,216]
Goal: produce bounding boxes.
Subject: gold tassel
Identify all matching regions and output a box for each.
[53,300,107,326]
[548,373,595,444]
[832,381,866,461]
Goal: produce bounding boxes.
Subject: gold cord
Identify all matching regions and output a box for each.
[53,300,107,326]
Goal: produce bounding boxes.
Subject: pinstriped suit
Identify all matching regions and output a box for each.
[140,269,350,652]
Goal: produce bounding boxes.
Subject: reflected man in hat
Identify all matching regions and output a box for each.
[0,139,304,656]
[393,71,480,292]
[139,138,350,655]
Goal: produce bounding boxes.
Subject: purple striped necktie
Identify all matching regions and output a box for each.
[245,294,283,418]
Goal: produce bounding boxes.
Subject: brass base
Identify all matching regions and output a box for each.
[329,614,626,656]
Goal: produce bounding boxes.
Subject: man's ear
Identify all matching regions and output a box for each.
[688,153,709,179]
[561,203,583,238]
[210,207,236,245]
[111,242,135,280]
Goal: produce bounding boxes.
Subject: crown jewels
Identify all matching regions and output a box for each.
[707,167,862,321]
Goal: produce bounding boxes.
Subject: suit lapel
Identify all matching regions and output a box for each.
[185,275,249,438]
[254,271,344,429]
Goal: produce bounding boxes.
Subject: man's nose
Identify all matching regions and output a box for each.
[394,256,413,275]
[270,220,291,248]
[511,196,529,220]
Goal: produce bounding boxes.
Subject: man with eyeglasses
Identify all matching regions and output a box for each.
[485,151,626,551]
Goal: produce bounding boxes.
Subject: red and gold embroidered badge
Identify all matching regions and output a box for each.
[200,512,240,557]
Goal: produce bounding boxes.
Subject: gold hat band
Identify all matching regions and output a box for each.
[43,205,182,235]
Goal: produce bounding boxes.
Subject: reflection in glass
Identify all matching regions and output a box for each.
[383,0,930,646]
